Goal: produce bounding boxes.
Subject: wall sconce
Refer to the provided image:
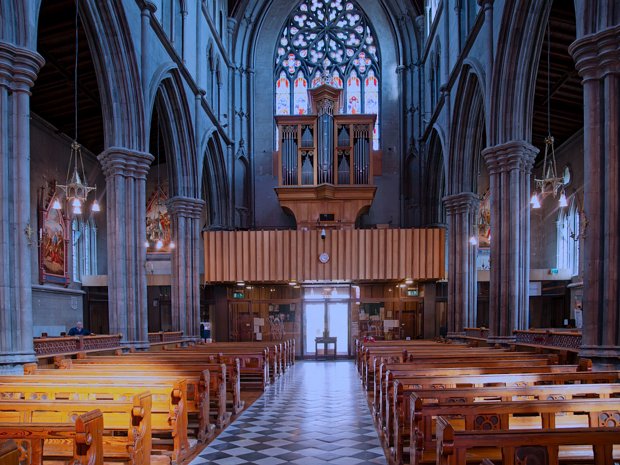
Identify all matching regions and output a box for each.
[320,228,326,240]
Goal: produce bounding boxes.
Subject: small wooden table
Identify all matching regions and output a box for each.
[315,336,337,360]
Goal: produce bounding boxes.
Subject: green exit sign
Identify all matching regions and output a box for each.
[233,291,245,299]
[407,289,418,297]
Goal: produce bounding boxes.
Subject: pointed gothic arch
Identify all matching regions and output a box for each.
[201,131,230,229]
[490,0,552,145]
[449,64,486,195]
[148,71,198,198]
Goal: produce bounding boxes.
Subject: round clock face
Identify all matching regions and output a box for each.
[319,252,330,264]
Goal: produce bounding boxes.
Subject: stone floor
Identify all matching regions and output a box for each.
[189,360,387,465]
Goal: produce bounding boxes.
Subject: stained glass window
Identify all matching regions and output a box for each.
[293,71,309,115]
[275,0,380,144]
[275,71,291,115]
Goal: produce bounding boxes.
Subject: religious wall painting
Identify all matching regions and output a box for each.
[478,188,491,248]
[38,186,70,286]
[477,189,491,270]
[146,184,172,253]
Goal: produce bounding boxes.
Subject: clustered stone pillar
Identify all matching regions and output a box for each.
[0,42,44,374]
[167,196,205,340]
[482,141,537,344]
[444,192,480,336]
[569,24,620,366]
[98,148,154,350]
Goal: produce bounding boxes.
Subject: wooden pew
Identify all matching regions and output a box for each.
[376,357,569,437]
[410,396,620,465]
[391,383,620,465]
[0,409,103,465]
[0,392,151,465]
[0,377,190,464]
[374,356,559,423]
[161,347,270,389]
[26,363,219,437]
[65,356,243,421]
[0,441,18,465]
[435,415,620,465]
[381,369,620,452]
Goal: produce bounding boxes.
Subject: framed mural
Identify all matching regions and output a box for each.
[146,184,172,253]
[39,185,70,286]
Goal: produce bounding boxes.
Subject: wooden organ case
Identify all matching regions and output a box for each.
[275,84,378,230]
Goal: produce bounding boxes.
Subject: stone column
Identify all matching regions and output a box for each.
[569,25,620,366]
[98,148,154,350]
[443,192,480,336]
[0,41,44,374]
[482,141,537,344]
[167,196,205,340]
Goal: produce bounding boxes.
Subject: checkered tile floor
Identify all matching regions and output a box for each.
[189,360,387,465]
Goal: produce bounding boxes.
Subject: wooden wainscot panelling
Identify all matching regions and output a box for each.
[203,228,446,283]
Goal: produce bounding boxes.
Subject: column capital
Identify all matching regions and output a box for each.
[167,196,205,219]
[569,25,620,81]
[477,0,494,9]
[442,192,480,215]
[482,140,538,175]
[0,41,45,91]
[98,147,154,180]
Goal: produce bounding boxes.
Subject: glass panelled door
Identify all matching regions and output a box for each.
[304,303,325,356]
[327,302,349,355]
[302,286,350,357]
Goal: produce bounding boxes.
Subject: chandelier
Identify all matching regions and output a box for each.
[52,0,99,216]
[530,23,567,210]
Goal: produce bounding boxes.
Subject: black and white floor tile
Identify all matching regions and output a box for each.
[189,360,387,465]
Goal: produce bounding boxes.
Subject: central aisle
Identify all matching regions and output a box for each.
[190,360,388,465]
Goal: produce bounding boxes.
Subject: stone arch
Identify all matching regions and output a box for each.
[449,64,486,195]
[490,0,552,145]
[234,145,251,229]
[148,69,197,198]
[201,130,230,229]
[426,128,447,226]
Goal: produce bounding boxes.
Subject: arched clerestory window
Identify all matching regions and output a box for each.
[71,218,98,283]
[557,199,581,277]
[274,0,381,149]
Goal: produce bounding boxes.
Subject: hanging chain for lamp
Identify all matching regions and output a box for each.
[55,0,99,215]
[531,22,567,210]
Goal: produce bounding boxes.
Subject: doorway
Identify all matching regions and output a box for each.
[302,286,350,357]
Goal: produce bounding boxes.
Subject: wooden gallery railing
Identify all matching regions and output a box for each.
[203,228,445,283]
[34,331,186,357]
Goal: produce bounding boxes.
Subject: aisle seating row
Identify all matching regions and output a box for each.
[0,339,295,465]
[356,339,620,465]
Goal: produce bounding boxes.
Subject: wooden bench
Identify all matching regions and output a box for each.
[381,370,620,453]
[0,392,151,465]
[0,409,103,465]
[374,356,560,423]
[64,356,243,422]
[377,357,575,438]
[435,415,620,465]
[390,383,620,465]
[160,347,270,389]
[0,377,190,464]
[411,396,620,465]
[0,441,18,465]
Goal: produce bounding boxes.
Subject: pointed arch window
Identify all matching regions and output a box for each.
[71,218,97,282]
[557,200,580,277]
[274,0,381,146]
